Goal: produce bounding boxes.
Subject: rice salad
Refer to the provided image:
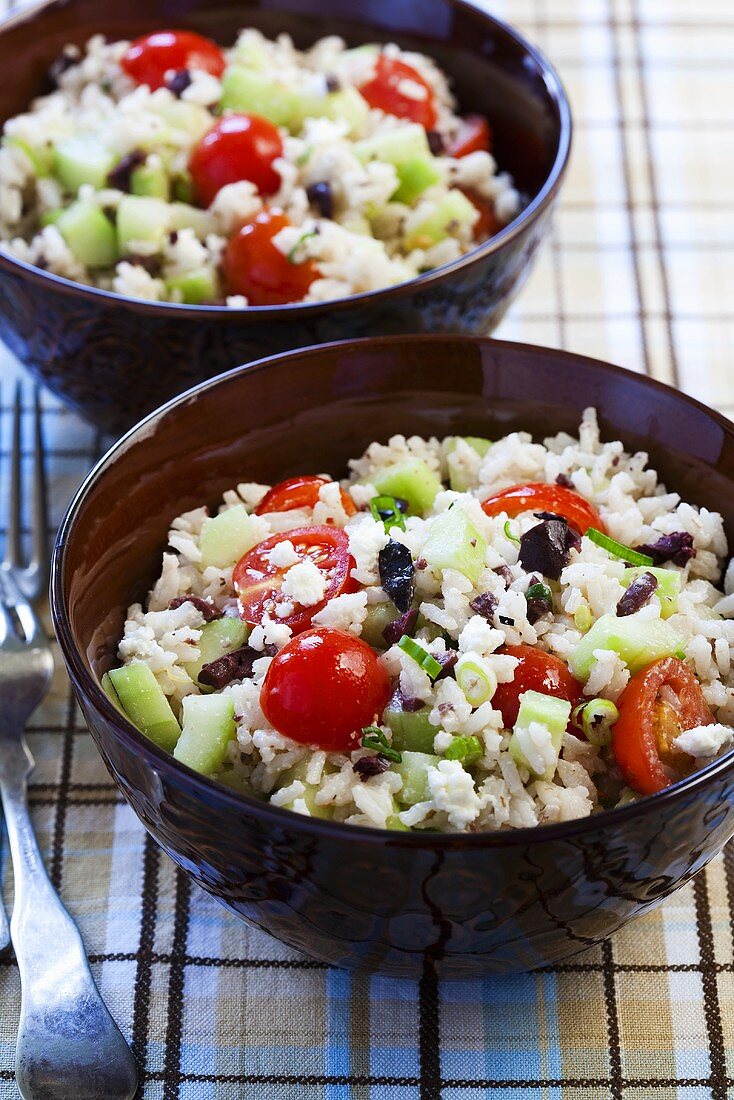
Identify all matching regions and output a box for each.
[0,28,520,307]
[104,410,734,834]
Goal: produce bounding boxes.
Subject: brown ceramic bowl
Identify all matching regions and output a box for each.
[51,335,734,979]
[0,0,570,434]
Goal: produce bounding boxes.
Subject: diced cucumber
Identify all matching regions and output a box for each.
[199,504,264,570]
[354,123,431,166]
[569,611,683,681]
[384,698,436,754]
[101,671,122,709]
[300,87,370,136]
[404,189,478,251]
[622,567,681,619]
[56,201,119,267]
[183,616,251,686]
[371,458,442,515]
[229,34,270,71]
[386,811,410,831]
[53,134,116,193]
[392,155,441,205]
[150,99,212,141]
[274,760,333,819]
[220,66,301,128]
[131,160,170,200]
[509,689,571,778]
[165,266,219,305]
[108,663,181,752]
[360,601,399,648]
[444,734,483,766]
[172,172,195,204]
[40,208,64,227]
[116,195,170,252]
[394,750,440,805]
[168,202,213,239]
[338,211,373,237]
[173,694,236,775]
[422,506,487,584]
[446,436,492,492]
[216,768,252,794]
[6,136,54,177]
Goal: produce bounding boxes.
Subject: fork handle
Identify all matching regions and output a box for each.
[0,739,138,1099]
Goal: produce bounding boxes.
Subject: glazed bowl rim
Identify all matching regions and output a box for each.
[50,333,734,849]
[0,0,572,318]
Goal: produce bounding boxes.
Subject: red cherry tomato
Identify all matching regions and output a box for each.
[612,657,713,796]
[222,209,318,307]
[255,476,357,518]
[447,114,492,158]
[121,30,225,91]
[261,627,392,750]
[460,189,500,239]
[481,483,605,535]
[359,55,437,128]
[492,644,584,730]
[233,526,357,634]
[189,114,283,206]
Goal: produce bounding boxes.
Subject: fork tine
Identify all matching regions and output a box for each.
[0,573,19,645]
[29,387,49,589]
[0,569,40,645]
[4,381,23,570]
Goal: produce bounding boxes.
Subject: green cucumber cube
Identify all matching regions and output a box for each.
[446,436,491,492]
[360,600,399,648]
[274,760,333,819]
[392,154,441,204]
[354,123,430,166]
[509,689,571,778]
[173,694,236,775]
[53,134,116,193]
[394,750,440,805]
[422,506,487,584]
[300,87,370,136]
[404,189,478,250]
[116,195,171,252]
[108,663,181,752]
[165,266,218,305]
[40,208,64,228]
[199,504,264,570]
[371,458,442,515]
[183,616,251,685]
[220,66,301,128]
[150,99,212,141]
[56,201,119,267]
[384,698,437,754]
[168,202,213,239]
[7,136,54,177]
[172,172,195,204]
[569,611,683,681]
[131,160,170,200]
[622,567,681,619]
[100,671,122,709]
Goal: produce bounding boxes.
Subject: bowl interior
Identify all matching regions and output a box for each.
[0,0,566,215]
[56,336,734,717]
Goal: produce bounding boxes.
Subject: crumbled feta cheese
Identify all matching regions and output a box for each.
[281,559,328,606]
[433,731,453,754]
[266,539,301,569]
[673,723,734,758]
[249,614,293,651]
[311,590,369,634]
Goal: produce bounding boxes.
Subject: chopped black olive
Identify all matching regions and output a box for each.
[378,539,415,613]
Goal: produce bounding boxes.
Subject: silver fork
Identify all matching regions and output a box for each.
[0,384,138,1100]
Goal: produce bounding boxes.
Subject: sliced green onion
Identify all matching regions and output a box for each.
[361,726,402,763]
[586,527,653,566]
[444,734,483,766]
[571,698,619,746]
[287,230,317,264]
[574,605,593,632]
[675,648,687,661]
[456,656,497,707]
[370,494,406,532]
[397,635,442,680]
[504,519,520,544]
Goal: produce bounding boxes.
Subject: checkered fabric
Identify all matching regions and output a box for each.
[0,0,733,1096]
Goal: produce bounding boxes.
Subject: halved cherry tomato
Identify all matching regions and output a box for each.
[492,644,584,730]
[222,209,318,307]
[359,55,437,129]
[233,526,357,634]
[121,30,225,90]
[612,657,713,796]
[481,483,605,535]
[255,476,357,518]
[448,114,492,158]
[261,627,392,751]
[460,189,500,240]
[189,114,283,206]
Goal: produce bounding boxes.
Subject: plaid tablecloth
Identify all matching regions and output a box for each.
[1,0,734,1097]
